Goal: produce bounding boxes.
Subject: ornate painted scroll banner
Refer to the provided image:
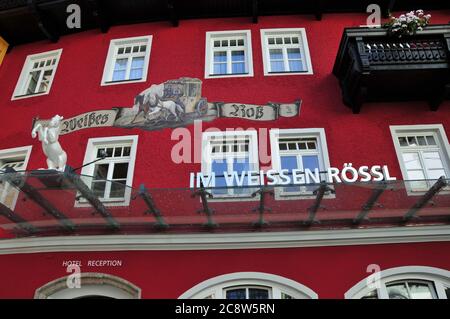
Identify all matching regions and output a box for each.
[32,77,301,135]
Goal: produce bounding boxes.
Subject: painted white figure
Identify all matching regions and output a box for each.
[31,115,67,171]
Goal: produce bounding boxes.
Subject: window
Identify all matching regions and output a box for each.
[205,30,253,78]
[260,28,313,75]
[390,125,450,193]
[0,146,32,210]
[79,136,138,206]
[179,272,318,299]
[345,266,450,299]
[201,131,258,199]
[12,49,62,100]
[270,128,331,199]
[101,36,152,85]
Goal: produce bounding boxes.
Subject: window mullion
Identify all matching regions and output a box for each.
[227,48,232,74]
[104,162,114,199]
[125,56,132,80]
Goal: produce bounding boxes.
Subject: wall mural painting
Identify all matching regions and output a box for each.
[32,77,301,135]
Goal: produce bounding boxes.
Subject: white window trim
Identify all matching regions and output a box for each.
[345,266,450,299]
[77,135,138,207]
[204,30,254,79]
[101,35,153,86]
[178,272,318,299]
[269,128,333,200]
[201,130,259,202]
[390,124,450,196]
[0,145,32,210]
[11,49,62,100]
[260,28,313,76]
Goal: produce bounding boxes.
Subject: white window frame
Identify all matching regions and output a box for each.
[201,130,259,201]
[204,30,254,79]
[12,49,62,100]
[260,28,313,76]
[101,35,152,86]
[345,266,450,299]
[77,135,138,207]
[0,146,32,210]
[269,128,332,200]
[390,124,450,196]
[179,272,318,299]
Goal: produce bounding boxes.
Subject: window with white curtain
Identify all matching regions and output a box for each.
[101,35,152,85]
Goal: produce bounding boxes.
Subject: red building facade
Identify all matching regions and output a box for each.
[0,2,449,299]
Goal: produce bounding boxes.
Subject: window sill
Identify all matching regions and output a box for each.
[264,70,313,76]
[74,197,130,207]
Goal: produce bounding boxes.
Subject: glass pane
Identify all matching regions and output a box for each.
[110,180,126,198]
[114,148,122,157]
[221,40,228,47]
[281,293,294,299]
[268,37,275,45]
[361,290,378,299]
[213,40,220,47]
[226,289,246,299]
[231,50,245,62]
[407,136,417,146]
[427,169,446,180]
[231,62,245,74]
[445,287,450,299]
[130,57,144,80]
[417,136,427,146]
[38,69,53,93]
[93,164,109,180]
[269,49,283,60]
[423,152,444,169]
[406,170,425,180]
[125,46,131,54]
[409,282,434,299]
[112,58,127,81]
[237,39,244,46]
[213,63,227,75]
[276,37,282,44]
[105,148,113,157]
[26,70,40,94]
[398,137,408,146]
[212,160,228,194]
[303,155,319,171]
[132,46,139,53]
[112,163,129,179]
[248,288,269,299]
[96,148,105,158]
[230,39,236,46]
[91,181,106,198]
[426,136,436,145]
[292,37,299,44]
[402,153,423,170]
[287,48,301,60]
[387,283,410,299]
[284,37,291,44]
[139,45,147,52]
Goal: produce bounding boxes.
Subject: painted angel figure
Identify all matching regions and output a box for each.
[31,115,67,171]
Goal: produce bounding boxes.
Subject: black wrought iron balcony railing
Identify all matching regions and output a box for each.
[0,168,449,239]
[333,24,450,114]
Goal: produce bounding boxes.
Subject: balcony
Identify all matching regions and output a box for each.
[333,24,450,114]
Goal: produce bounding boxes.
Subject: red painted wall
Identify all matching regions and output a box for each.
[0,241,449,298]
